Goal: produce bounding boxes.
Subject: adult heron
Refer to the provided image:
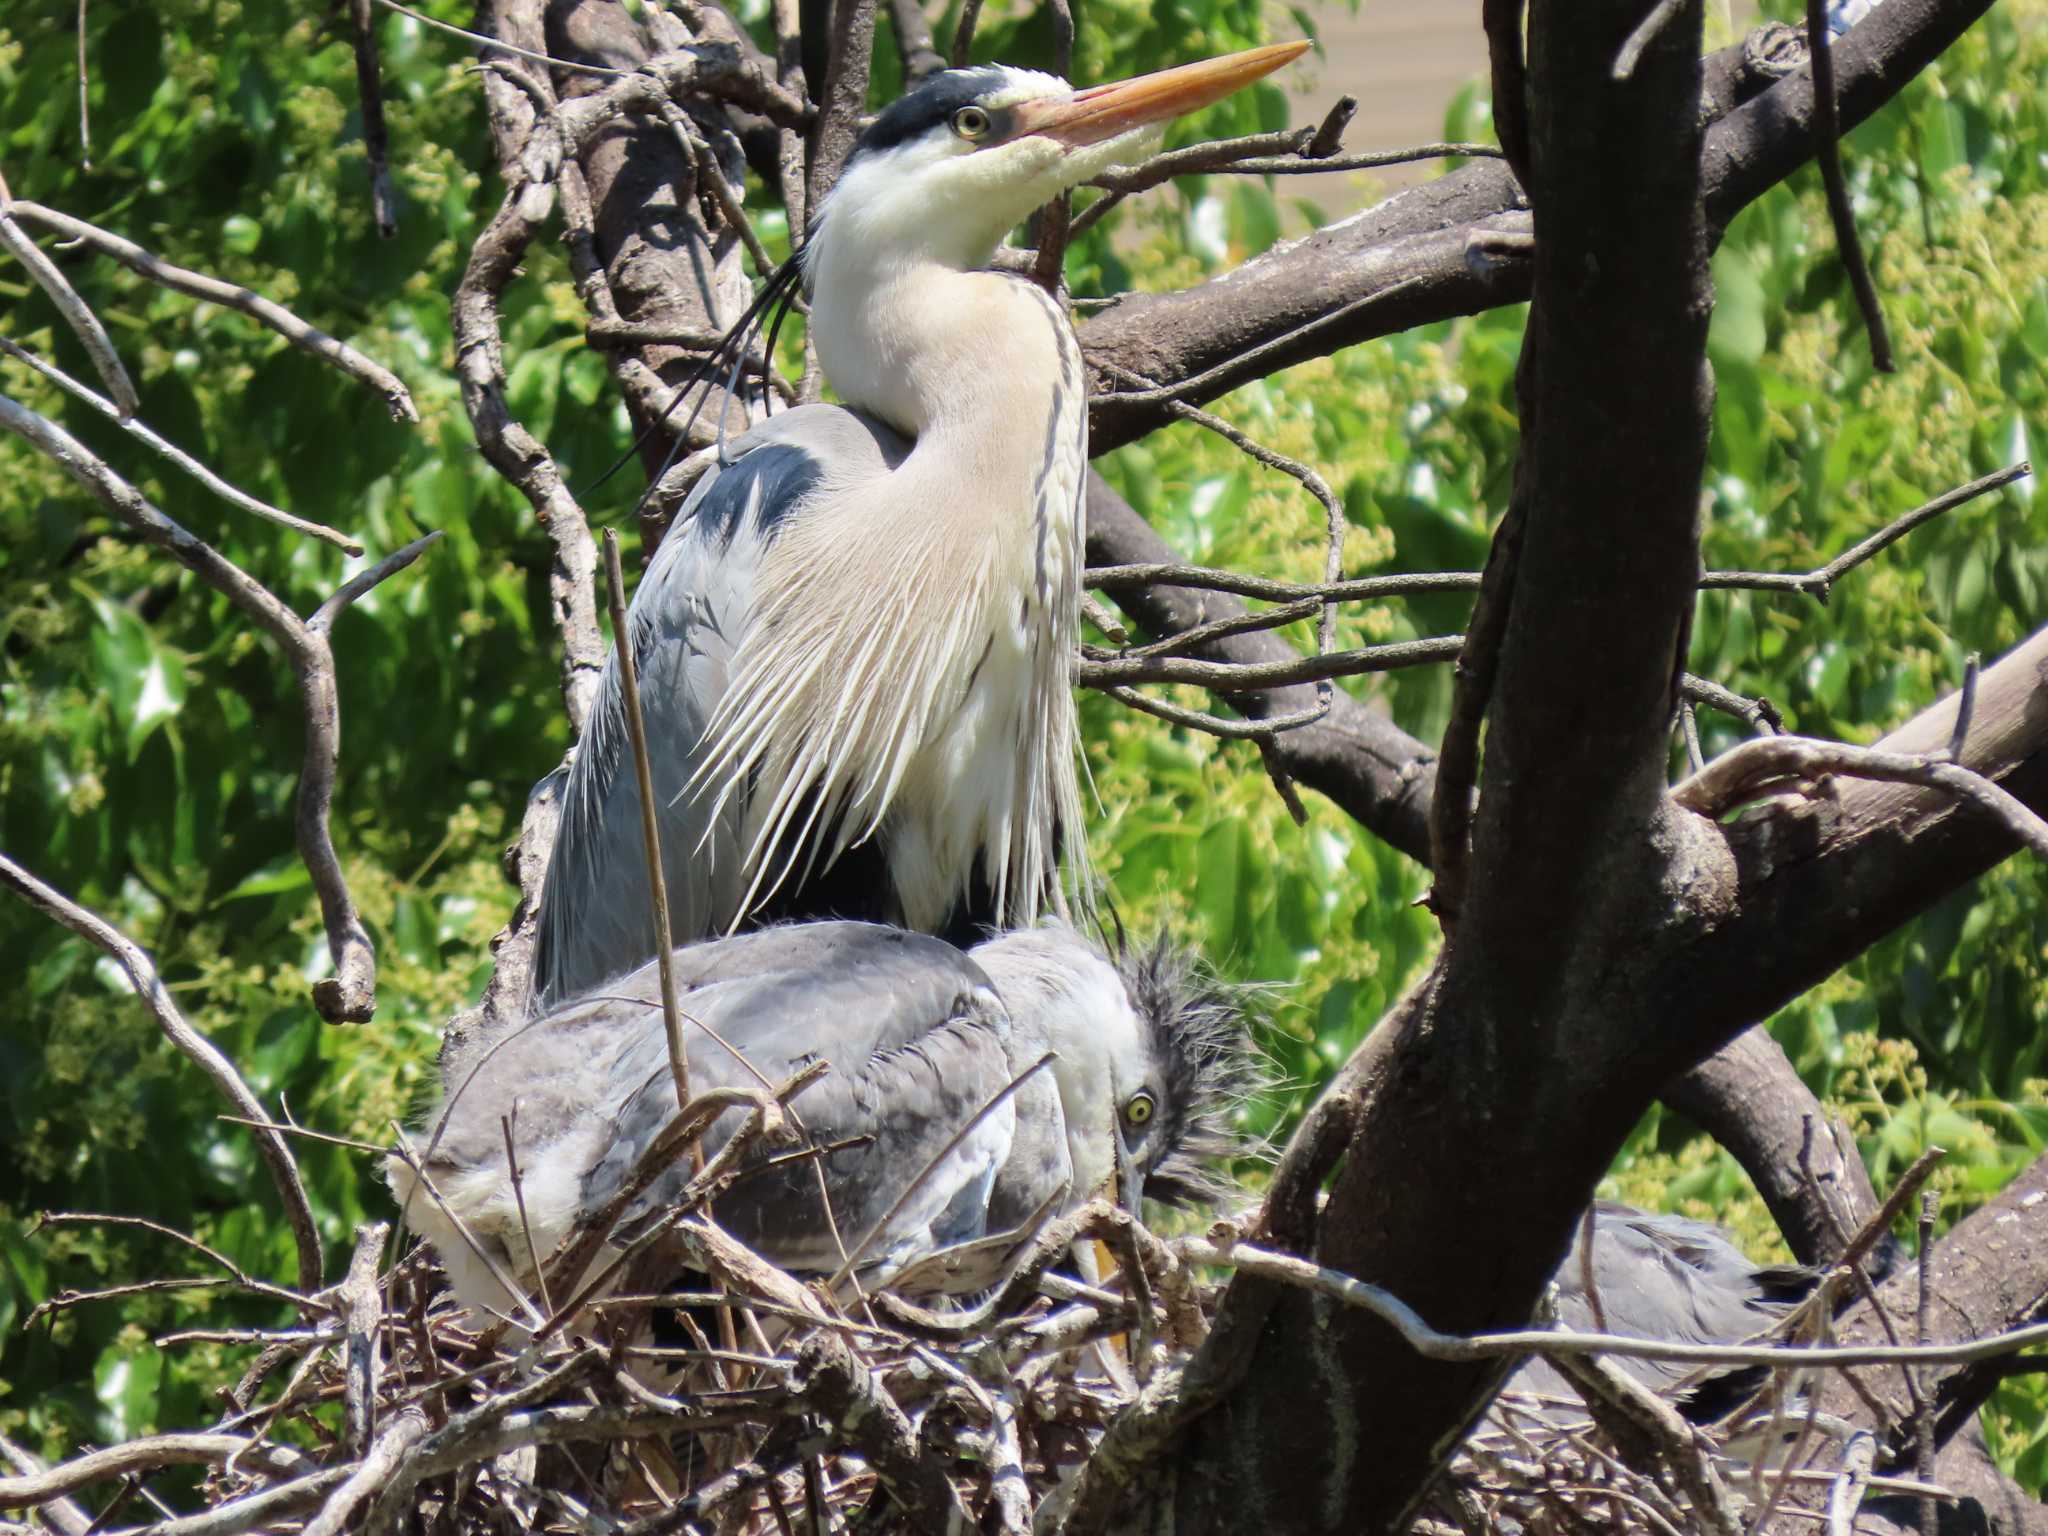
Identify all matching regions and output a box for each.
[531,42,1310,1006]
[392,921,1255,1320]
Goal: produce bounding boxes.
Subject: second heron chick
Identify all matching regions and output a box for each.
[392,921,1259,1322]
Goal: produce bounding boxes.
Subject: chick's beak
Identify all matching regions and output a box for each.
[1010,40,1310,150]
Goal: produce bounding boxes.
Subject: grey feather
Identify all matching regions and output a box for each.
[532,407,910,1008]
[1507,1202,1815,1412]
[395,921,1258,1318]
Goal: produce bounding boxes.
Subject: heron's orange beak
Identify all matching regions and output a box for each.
[1011,41,1310,149]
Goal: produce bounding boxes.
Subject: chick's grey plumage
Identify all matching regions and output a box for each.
[396,921,1255,1319]
[1506,1202,1815,1412]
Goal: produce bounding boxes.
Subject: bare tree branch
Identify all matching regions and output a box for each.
[0,172,139,418]
[0,337,364,554]
[0,394,438,1024]
[6,201,418,423]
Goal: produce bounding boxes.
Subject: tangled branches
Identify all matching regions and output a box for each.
[11,1162,2040,1536]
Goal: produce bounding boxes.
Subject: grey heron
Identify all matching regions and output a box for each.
[1506,1202,1815,1422]
[391,920,1256,1320]
[531,43,1310,1006]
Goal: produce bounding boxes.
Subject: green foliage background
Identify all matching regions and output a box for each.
[1,0,2044,1485]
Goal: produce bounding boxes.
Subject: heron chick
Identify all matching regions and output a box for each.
[391,921,1259,1321]
[532,43,1309,1005]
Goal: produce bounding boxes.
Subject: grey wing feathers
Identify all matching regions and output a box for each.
[403,922,1019,1299]
[594,924,1020,1274]
[531,407,910,1009]
[1508,1203,1812,1405]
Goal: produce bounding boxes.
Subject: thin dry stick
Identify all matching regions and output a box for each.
[0,172,139,417]
[6,201,417,421]
[348,0,399,238]
[1916,1188,1939,1536]
[501,1111,555,1316]
[950,0,986,65]
[369,0,625,76]
[1701,465,2027,600]
[600,529,692,1123]
[1612,0,1690,80]
[1676,735,2048,859]
[1805,0,1894,371]
[74,0,91,165]
[340,1223,387,1457]
[0,397,438,1021]
[0,1436,312,1509]
[828,1052,1057,1288]
[1091,360,1349,779]
[0,867,324,1292]
[298,1410,428,1536]
[0,337,363,553]
[1175,1234,2048,1372]
[1826,1431,1878,1536]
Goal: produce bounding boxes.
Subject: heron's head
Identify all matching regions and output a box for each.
[809,42,1308,278]
[970,925,1264,1215]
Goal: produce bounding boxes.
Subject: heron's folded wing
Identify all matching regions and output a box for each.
[586,923,1021,1276]
[531,407,910,1006]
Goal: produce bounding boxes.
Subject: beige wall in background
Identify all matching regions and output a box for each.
[1295,1,1487,188]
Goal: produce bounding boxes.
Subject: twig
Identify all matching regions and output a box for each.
[452,177,605,732]
[1700,465,2027,601]
[1097,683,1331,742]
[1481,0,1530,181]
[1431,496,1522,924]
[0,338,362,552]
[341,1224,387,1457]
[74,0,91,166]
[100,1469,349,1536]
[950,0,985,65]
[0,172,138,417]
[1916,1187,1939,1536]
[1079,635,1464,693]
[299,1410,426,1536]
[1613,0,1691,80]
[6,201,418,422]
[348,0,399,237]
[1675,732,2048,859]
[0,1437,310,1509]
[0,865,323,1290]
[1825,1431,1878,1536]
[886,0,945,81]
[792,1333,977,1531]
[1679,673,1783,736]
[1805,0,1894,371]
[1088,563,1481,604]
[601,530,692,1123]
[829,1052,1057,1288]
[500,1112,554,1318]
[1545,1349,1741,1536]
[1175,1233,2048,1371]
[2,399,439,1024]
[369,0,625,76]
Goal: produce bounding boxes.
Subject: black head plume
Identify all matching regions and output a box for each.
[1110,934,1268,1210]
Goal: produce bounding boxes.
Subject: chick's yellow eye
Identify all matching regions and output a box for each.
[1123,1092,1155,1127]
[952,105,992,140]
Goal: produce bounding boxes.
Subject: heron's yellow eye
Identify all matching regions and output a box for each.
[1123,1092,1155,1127]
[951,106,992,141]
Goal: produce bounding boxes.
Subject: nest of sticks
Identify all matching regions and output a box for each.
[3,1074,1956,1536]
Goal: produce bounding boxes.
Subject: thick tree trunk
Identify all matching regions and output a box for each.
[1173,6,1719,1528]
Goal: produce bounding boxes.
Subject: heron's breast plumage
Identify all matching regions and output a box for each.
[698,270,1088,932]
